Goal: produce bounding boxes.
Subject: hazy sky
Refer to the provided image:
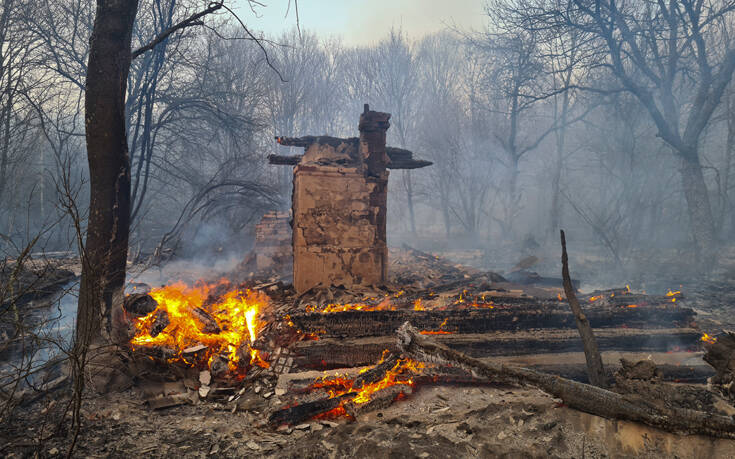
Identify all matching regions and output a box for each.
[233,0,488,45]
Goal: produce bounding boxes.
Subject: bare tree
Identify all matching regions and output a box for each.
[502,0,735,264]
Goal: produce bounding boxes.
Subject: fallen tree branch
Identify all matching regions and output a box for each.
[396,322,735,439]
[560,230,608,387]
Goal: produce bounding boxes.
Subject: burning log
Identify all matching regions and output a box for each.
[123,292,158,316]
[352,354,399,389]
[149,310,169,337]
[344,384,411,418]
[396,322,735,439]
[191,306,221,334]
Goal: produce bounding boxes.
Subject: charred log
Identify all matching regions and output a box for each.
[191,307,221,334]
[291,329,703,370]
[123,293,158,316]
[268,393,355,426]
[397,322,735,439]
[289,305,695,339]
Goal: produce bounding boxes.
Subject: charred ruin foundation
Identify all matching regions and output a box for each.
[270,104,431,293]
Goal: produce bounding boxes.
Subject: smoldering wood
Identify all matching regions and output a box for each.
[123,293,158,316]
[289,305,695,339]
[149,310,169,337]
[344,385,412,418]
[703,331,735,382]
[351,354,399,389]
[560,230,608,387]
[268,393,355,426]
[290,328,703,371]
[191,307,221,334]
[396,322,735,439]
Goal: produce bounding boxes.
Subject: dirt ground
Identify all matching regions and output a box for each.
[4,381,735,458]
[4,246,735,458]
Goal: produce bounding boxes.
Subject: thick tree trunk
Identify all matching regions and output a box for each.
[77,0,139,352]
[679,154,717,266]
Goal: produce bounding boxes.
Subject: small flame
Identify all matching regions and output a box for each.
[557,293,564,301]
[626,304,638,308]
[701,333,717,344]
[589,295,602,302]
[413,298,425,311]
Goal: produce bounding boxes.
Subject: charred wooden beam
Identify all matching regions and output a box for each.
[289,306,695,339]
[268,393,354,426]
[291,328,703,370]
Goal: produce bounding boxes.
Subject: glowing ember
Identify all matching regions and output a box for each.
[666,289,681,297]
[589,295,602,302]
[701,333,717,344]
[626,304,638,308]
[130,281,269,374]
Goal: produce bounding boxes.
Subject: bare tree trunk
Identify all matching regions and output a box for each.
[561,230,608,388]
[403,170,416,234]
[679,154,717,265]
[77,0,139,351]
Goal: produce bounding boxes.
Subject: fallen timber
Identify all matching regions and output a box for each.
[291,328,703,371]
[396,322,735,439]
[289,303,695,339]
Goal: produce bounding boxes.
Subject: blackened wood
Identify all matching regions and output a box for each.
[191,307,220,334]
[291,329,703,370]
[268,393,354,426]
[344,385,411,418]
[397,322,735,439]
[289,305,695,339]
[352,354,399,389]
[149,310,169,337]
[560,230,608,388]
[123,293,158,316]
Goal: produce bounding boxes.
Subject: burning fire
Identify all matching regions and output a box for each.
[307,353,426,418]
[130,281,269,375]
[701,333,717,344]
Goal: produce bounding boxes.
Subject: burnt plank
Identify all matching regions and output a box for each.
[289,305,695,339]
[292,328,703,370]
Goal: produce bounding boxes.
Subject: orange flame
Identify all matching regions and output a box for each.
[589,295,602,302]
[309,356,426,414]
[701,333,717,344]
[130,281,269,374]
[305,296,395,313]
